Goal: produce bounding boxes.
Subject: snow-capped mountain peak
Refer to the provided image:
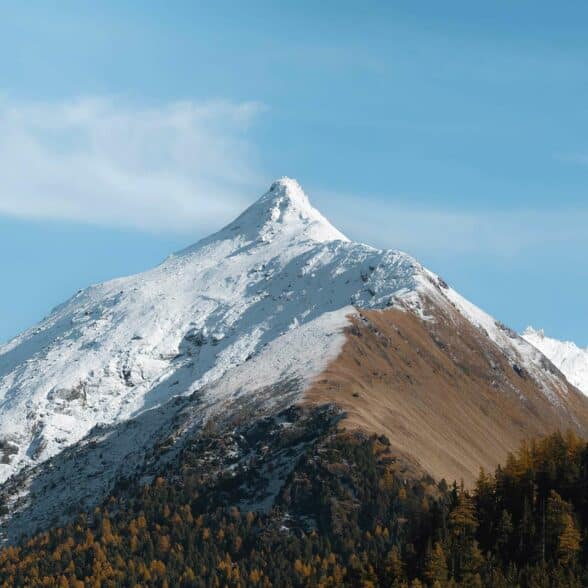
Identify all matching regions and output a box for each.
[214,177,348,245]
[0,178,583,490]
[3,178,588,544]
[0,179,408,482]
[523,327,588,395]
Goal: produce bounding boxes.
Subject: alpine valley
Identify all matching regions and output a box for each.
[1,179,588,587]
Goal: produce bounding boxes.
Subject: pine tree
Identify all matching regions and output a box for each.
[424,542,448,585]
[557,513,581,566]
[496,509,513,559]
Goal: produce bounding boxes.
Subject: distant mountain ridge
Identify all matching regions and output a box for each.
[523,327,588,395]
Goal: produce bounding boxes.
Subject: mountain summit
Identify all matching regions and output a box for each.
[1,179,588,543]
[178,178,347,259]
[221,177,349,244]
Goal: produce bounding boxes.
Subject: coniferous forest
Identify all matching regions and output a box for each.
[1,410,588,587]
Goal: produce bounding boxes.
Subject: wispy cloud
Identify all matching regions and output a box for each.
[0,97,265,232]
[315,191,588,258]
[553,152,588,166]
[1,96,585,260]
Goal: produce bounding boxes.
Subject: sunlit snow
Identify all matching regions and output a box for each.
[523,327,588,395]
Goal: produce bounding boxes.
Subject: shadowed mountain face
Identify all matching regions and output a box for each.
[1,178,587,545]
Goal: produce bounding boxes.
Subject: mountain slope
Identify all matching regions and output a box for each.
[1,178,587,543]
[523,327,588,395]
[306,303,588,485]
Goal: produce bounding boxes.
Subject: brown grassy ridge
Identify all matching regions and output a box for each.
[303,300,588,486]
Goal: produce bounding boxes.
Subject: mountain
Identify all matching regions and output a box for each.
[523,327,588,395]
[0,178,414,482]
[1,178,588,543]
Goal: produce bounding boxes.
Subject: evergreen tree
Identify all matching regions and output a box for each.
[423,542,448,585]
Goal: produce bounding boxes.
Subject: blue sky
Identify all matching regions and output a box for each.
[0,1,587,345]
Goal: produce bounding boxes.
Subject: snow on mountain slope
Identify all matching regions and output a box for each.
[0,177,579,487]
[0,178,421,482]
[523,328,588,395]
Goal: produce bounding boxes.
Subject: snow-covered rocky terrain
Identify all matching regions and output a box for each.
[0,178,577,487]
[0,178,419,482]
[523,327,588,395]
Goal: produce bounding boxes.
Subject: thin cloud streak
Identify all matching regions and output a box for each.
[0,97,265,232]
[0,96,585,261]
[316,191,588,258]
[553,152,588,166]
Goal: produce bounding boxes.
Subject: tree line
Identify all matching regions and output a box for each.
[1,425,588,587]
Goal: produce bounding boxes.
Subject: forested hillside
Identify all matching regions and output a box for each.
[1,412,588,587]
